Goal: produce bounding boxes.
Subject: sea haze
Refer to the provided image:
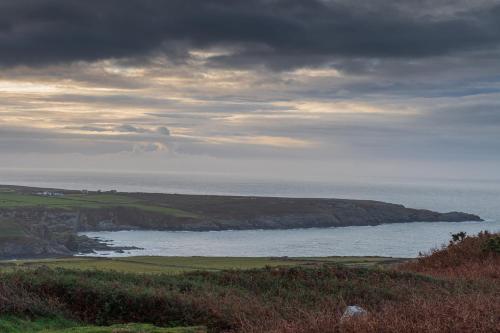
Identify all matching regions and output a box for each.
[2,169,500,258]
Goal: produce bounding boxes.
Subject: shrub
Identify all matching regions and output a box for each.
[0,232,498,332]
[399,231,500,280]
[483,235,500,253]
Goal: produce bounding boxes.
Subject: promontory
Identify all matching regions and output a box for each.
[0,185,482,258]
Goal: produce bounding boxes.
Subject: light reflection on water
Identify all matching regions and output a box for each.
[81,220,500,258]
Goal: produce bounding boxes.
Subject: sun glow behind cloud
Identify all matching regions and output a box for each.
[204,135,314,148]
[0,81,63,94]
[0,0,499,179]
[0,58,379,154]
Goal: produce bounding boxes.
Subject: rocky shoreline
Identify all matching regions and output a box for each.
[0,185,483,259]
[0,236,140,260]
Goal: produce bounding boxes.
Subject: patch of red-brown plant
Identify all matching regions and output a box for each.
[242,232,500,333]
[399,231,500,280]
[340,293,500,333]
[0,232,498,332]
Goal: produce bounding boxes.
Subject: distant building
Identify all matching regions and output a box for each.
[81,189,89,194]
[35,191,64,197]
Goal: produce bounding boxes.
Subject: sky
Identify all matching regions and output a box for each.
[1,0,500,181]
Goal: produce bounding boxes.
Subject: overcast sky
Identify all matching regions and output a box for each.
[1,0,500,180]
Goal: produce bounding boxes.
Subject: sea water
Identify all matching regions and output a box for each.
[1,169,499,258]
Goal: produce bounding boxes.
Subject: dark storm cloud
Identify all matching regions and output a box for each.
[2,0,500,69]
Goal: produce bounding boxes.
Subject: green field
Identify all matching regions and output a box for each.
[0,192,197,218]
[0,317,204,333]
[0,255,404,274]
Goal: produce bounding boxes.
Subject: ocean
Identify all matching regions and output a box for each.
[1,169,499,257]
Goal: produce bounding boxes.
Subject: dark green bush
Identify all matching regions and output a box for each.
[483,236,500,253]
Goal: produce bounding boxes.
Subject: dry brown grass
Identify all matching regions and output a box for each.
[341,294,500,333]
[246,232,500,333]
[0,232,498,332]
[237,293,500,333]
[399,231,500,280]
[0,281,62,316]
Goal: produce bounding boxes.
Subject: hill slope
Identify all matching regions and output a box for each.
[0,185,482,258]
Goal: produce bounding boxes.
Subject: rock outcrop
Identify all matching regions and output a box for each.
[341,305,369,322]
[0,190,483,259]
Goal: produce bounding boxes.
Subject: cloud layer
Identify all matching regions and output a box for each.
[0,0,500,179]
[2,0,500,69]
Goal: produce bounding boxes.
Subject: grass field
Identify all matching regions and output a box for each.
[0,317,205,333]
[0,232,498,332]
[0,192,197,218]
[0,256,403,274]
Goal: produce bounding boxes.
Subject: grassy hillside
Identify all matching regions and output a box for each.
[0,192,197,218]
[0,232,498,332]
[0,185,481,229]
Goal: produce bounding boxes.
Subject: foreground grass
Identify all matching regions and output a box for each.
[0,317,204,333]
[0,316,76,332]
[0,256,403,274]
[0,266,450,331]
[0,232,498,332]
[49,324,205,333]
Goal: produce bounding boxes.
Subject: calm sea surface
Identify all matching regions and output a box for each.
[1,169,499,258]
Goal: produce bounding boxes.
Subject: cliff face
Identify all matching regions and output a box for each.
[0,236,72,259]
[70,199,482,231]
[0,199,483,233]
[0,208,137,259]
[0,195,483,259]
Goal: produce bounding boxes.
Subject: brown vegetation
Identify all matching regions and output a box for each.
[243,231,500,332]
[399,231,500,280]
[0,232,498,332]
[339,293,499,333]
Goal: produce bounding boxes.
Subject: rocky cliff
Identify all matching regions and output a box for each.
[0,190,483,259]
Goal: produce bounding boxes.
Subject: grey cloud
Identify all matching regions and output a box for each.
[424,104,500,126]
[65,125,108,132]
[133,142,167,153]
[147,113,215,120]
[115,124,171,136]
[0,134,136,155]
[207,103,500,161]
[44,94,178,108]
[115,124,147,133]
[0,126,171,155]
[2,1,500,69]
[156,127,170,136]
[68,124,172,136]
[174,140,310,159]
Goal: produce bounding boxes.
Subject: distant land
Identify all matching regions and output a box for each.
[0,185,482,259]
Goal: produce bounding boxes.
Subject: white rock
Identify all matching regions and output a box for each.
[341,305,368,321]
